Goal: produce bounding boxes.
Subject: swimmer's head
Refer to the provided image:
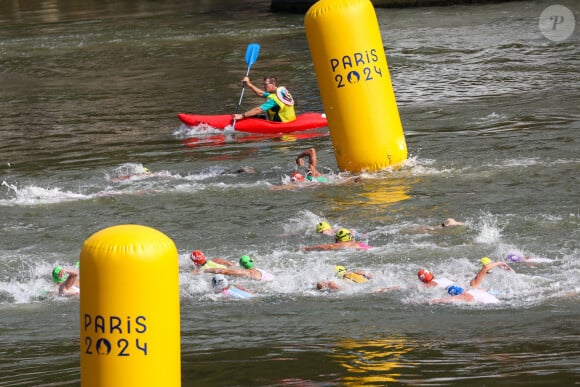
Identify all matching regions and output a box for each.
[239,255,255,269]
[316,221,332,234]
[442,218,465,227]
[335,265,347,278]
[75,261,80,269]
[211,274,228,293]
[447,285,464,296]
[417,269,434,283]
[52,266,68,284]
[190,250,207,266]
[335,228,353,242]
[507,253,523,262]
[290,172,305,182]
[480,257,492,266]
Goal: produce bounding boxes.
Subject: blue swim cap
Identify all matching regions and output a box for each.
[447,285,464,296]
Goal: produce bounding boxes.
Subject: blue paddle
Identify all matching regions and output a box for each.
[232,43,260,129]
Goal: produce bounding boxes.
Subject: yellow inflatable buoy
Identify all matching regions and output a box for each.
[305,0,408,172]
[80,224,180,387]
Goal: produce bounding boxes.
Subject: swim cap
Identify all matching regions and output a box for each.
[447,285,464,296]
[190,250,207,266]
[335,228,353,242]
[52,266,67,284]
[480,257,492,266]
[335,265,347,278]
[75,261,80,268]
[290,172,305,182]
[417,269,434,283]
[316,221,331,233]
[211,274,228,293]
[507,253,522,262]
[239,255,255,269]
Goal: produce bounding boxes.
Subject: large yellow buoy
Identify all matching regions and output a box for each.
[305,0,407,172]
[80,224,181,387]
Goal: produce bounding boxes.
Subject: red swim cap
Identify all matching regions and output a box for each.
[291,172,305,182]
[190,250,207,266]
[418,269,434,283]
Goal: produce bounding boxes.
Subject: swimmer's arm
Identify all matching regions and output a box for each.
[295,148,315,166]
[213,258,234,267]
[59,270,79,295]
[372,286,402,293]
[234,284,254,293]
[303,243,340,251]
[488,261,514,271]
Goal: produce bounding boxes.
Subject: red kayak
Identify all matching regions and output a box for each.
[177,112,327,134]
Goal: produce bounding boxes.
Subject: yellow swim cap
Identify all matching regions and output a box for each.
[335,265,347,278]
[480,257,492,266]
[316,221,331,233]
[335,228,353,242]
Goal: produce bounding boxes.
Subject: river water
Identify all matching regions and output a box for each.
[1,0,578,385]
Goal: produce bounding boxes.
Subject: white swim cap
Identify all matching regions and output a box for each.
[211,274,228,293]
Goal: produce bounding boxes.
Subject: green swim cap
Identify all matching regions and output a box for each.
[75,261,80,268]
[239,255,255,269]
[480,257,492,266]
[52,266,67,283]
[335,228,353,242]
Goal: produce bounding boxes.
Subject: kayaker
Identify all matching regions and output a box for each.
[233,76,296,123]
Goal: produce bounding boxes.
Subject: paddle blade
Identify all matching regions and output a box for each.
[245,43,260,67]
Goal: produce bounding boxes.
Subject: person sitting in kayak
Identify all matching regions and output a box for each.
[233,76,296,123]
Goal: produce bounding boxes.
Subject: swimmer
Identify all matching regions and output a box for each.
[295,147,326,182]
[441,218,464,227]
[303,229,371,252]
[506,252,553,264]
[203,255,275,282]
[469,260,513,288]
[316,221,364,238]
[235,166,256,174]
[52,266,80,296]
[429,261,513,304]
[110,166,152,182]
[190,250,235,275]
[417,268,456,289]
[430,285,500,304]
[316,265,373,291]
[211,274,254,299]
[404,218,466,234]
